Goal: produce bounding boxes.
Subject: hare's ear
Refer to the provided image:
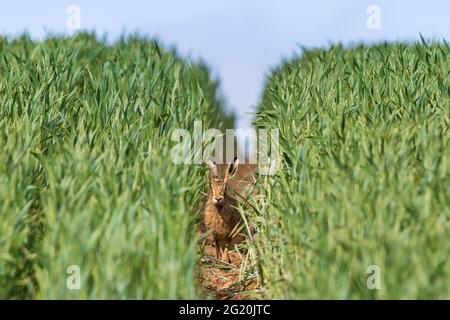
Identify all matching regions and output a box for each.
[206,160,218,179]
[224,157,239,181]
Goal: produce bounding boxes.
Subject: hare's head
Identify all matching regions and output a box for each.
[207,158,239,205]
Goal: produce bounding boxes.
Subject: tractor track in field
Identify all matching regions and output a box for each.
[197,164,260,300]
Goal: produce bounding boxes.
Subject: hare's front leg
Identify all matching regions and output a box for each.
[221,246,230,263]
[215,239,221,259]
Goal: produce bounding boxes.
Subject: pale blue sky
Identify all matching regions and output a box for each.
[1,1,449,129]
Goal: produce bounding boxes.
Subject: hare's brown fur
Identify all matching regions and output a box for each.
[204,158,244,263]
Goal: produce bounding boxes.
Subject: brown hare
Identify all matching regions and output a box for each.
[204,157,245,263]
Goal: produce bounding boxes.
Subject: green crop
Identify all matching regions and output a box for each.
[1,33,448,300]
[0,33,233,299]
[254,42,450,299]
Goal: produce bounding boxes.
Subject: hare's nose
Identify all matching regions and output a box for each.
[214,196,223,202]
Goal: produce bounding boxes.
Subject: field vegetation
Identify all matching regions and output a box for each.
[253,41,450,299]
[1,34,448,300]
[0,33,232,299]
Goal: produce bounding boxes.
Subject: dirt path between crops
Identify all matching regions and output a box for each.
[197,163,260,300]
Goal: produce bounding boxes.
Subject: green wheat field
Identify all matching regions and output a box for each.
[0,34,449,299]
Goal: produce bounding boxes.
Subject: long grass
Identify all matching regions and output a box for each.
[0,33,233,299]
[254,41,450,299]
[2,34,448,300]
